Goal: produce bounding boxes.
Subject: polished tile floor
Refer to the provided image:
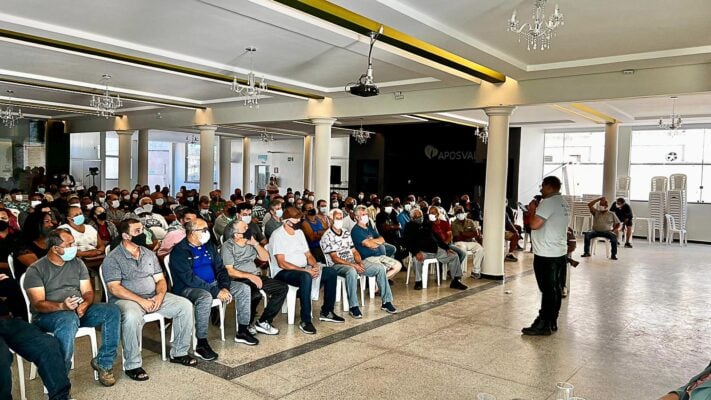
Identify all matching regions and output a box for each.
[10,239,711,399]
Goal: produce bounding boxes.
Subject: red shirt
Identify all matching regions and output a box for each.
[432,219,452,243]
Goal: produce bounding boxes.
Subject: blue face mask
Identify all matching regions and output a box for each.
[275,209,283,218]
[38,187,46,194]
[60,246,77,261]
[72,215,85,225]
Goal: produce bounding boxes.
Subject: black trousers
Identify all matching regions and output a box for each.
[235,276,288,324]
[533,254,566,322]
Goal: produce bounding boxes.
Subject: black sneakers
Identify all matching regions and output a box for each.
[234,332,259,346]
[581,253,591,257]
[194,343,218,361]
[624,243,633,248]
[381,302,398,314]
[349,306,363,319]
[299,321,316,335]
[413,281,423,290]
[319,311,345,323]
[449,278,468,290]
[611,255,618,260]
[521,318,553,336]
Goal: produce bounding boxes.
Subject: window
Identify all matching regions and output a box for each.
[185,143,218,184]
[105,136,119,179]
[630,128,711,202]
[543,131,605,196]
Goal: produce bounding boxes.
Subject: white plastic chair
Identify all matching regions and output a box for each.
[590,237,611,258]
[633,217,656,244]
[335,274,376,312]
[164,254,225,345]
[6,254,16,279]
[405,253,440,288]
[664,214,687,246]
[11,349,26,400]
[99,266,168,366]
[19,274,99,381]
[267,243,304,325]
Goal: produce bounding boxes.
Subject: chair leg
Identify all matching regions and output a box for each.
[335,278,342,303]
[159,318,167,361]
[368,276,376,300]
[405,256,411,286]
[340,277,349,312]
[89,330,99,381]
[219,303,226,342]
[422,262,429,289]
[435,262,441,286]
[16,354,26,400]
[29,362,37,380]
[287,287,297,325]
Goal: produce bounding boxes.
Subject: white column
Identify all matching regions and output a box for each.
[116,130,134,190]
[303,135,313,190]
[603,122,619,200]
[137,129,149,186]
[199,125,217,196]
[311,118,335,201]
[481,106,516,280]
[220,136,233,195]
[242,137,251,194]
[99,131,107,189]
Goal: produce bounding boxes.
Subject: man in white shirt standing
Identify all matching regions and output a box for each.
[522,176,570,336]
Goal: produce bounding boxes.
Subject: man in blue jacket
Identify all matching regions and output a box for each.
[169,218,256,361]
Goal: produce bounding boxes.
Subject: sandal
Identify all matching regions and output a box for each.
[124,367,149,381]
[169,355,198,366]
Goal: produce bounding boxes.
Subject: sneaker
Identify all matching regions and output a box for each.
[449,278,468,290]
[381,302,398,314]
[470,272,482,279]
[247,324,257,336]
[299,321,316,335]
[319,311,345,323]
[194,343,218,361]
[349,306,363,319]
[504,254,518,262]
[561,287,568,298]
[581,253,591,258]
[90,357,116,387]
[624,243,633,248]
[413,281,423,290]
[234,332,259,346]
[521,318,552,336]
[255,320,279,335]
[611,255,618,260]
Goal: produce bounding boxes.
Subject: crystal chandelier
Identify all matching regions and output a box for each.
[1,90,23,128]
[351,120,373,145]
[659,96,683,136]
[258,128,274,143]
[507,0,564,51]
[90,74,122,118]
[231,47,267,108]
[474,125,489,144]
[185,135,199,144]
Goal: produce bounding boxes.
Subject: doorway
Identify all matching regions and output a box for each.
[255,165,270,193]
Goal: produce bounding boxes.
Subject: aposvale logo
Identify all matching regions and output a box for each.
[424,145,474,160]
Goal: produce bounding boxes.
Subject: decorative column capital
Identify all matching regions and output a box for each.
[115,130,135,136]
[484,106,516,117]
[310,118,336,126]
[198,124,218,133]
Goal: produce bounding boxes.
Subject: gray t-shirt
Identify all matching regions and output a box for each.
[23,257,89,313]
[592,210,619,232]
[531,194,571,257]
[102,244,162,302]
[221,240,259,275]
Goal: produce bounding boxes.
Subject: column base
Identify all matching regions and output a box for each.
[480,273,505,281]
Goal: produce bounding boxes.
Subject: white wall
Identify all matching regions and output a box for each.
[330,136,350,188]
[517,127,545,202]
[69,132,102,188]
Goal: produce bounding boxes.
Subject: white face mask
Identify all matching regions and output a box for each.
[31,200,42,208]
[241,215,251,224]
[187,197,194,202]
[428,214,437,222]
[257,199,263,205]
[123,195,130,201]
[111,200,120,209]
[332,202,339,208]
[333,219,343,230]
[155,198,164,206]
[287,198,294,203]
[98,197,106,204]
[200,208,209,214]
[85,203,94,210]
[199,231,211,245]
[142,204,153,213]
[132,193,139,199]
[359,215,369,225]
[404,204,411,211]
[456,213,466,221]
[597,205,608,212]
[14,194,23,201]
[308,195,315,201]
[249,199,255,205]
[384,206,393,214]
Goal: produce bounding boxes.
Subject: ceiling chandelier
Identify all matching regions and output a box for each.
[507,0,564,51]
[351,120,373,145]
[231,47,267,108]
[258,128,274,143]
[1,90,23,128]
[659,96,683,135]
[474,125,489,144]
[90,74,122,118]
[186,134,199,144]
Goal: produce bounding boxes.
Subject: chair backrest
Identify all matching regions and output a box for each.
[669,173,687,191]
[163,254,174,287]
[98,265,109,300]
[105,244,111,256]
[265,243,279,278]
[616,176,631,191]
[651,176,668,192]
[18,274,32,323]
[169,204,179,212]
[7,254,15,280]
[664,214,676,230]
[6,208,20,218]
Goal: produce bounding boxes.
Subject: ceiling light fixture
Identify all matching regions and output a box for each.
[659,96,683,136]
[351,119,374,145]
[258,128,274,143]
[231,47,267,108]
[1,90,23,128]
[90,74,122,118]
[474,125,489,144]
[186,134,199,144]
[507,0,564,51]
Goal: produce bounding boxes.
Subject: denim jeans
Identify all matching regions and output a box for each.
[383,243,397,258]
[274,267,337,323]
[235,276,288,324]
[413,248,462,281]
[358,260,393,304]
[181,281,250,339]
[583,230,618,256]
[533,254,566,322]
[33,303,121,371]
[1,318,71,400]
[448,244,467,265]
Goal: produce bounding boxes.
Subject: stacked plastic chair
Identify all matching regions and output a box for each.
[648,191,667,243]
[665,174,688,245]
[651,176,668,192]
[616,175,631,199]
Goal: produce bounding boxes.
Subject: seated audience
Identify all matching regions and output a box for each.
[581,197,620,260]
[169,219,257,361]
[301,200,328,263]
[157,208,198,258]
[263,199,284,240]
[610,197,634,248]
[504,208,520,262]
[24,229,121,387]
[58,205,105,268]
[213,201,236,239]
[376,197,405,259]
[138,197,168,240]
[451,206,485,279]
[103,219,197,380]
[89,206,119,244]
[229,203,266,246]
[321,208,397,318]
[270,207,344,335]
[403,208,467,290]
[429,206,467,268]
[222,220,287,335]
[351,205,403,281]
[106,193,125,224]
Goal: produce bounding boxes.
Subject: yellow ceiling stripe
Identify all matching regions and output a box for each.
[570,103,618,124]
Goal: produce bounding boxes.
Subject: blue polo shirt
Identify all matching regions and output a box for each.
[190,245,216,284]
[351,224,385,258]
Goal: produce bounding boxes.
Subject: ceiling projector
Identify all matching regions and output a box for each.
[345,27,383,98]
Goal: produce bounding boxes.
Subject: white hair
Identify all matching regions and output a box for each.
[329,208,343,220]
